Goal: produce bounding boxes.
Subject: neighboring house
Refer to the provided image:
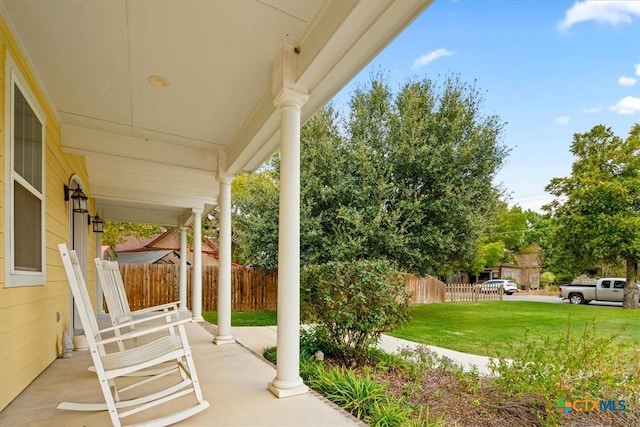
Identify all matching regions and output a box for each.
[0,1,432,410]
[451,253,542,290]
[480,253,542,290]
[114,230,239,267]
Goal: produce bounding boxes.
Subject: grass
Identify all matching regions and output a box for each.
[202,310,277,326]
[389,301,640,357]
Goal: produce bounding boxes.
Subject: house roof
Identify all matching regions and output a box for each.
[0,0,432,226]
[116,250,181,265]
[116,230,242,266]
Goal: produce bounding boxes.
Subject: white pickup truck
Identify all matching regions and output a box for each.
[559,278,640,304]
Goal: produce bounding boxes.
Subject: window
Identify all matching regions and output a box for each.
[614,280,625,289]
[600,280,611,289]
[5,56,46,286]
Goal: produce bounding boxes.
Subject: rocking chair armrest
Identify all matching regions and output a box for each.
[99,310,182,334]
[96,318,192,346]
[129,301,180,316]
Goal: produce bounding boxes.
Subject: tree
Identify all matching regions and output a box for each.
[233,74,507,275]
[231,164,280,269]
[486,203,528,252]
[300,74,508,275]
[545,124,640,309]
[483,241,506,268]
[102,222,167,248]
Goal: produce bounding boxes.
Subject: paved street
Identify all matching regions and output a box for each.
[506,293,623,307]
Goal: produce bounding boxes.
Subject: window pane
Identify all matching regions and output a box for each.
[14,84,42,192]
[14,181,42,271]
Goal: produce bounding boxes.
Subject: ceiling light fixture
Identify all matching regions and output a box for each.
[147,75,170,88]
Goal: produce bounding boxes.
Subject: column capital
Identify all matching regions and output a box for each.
[191,207,203,216]
[272,44,308,109]
[273,87,309,109]
[218,174,234,185]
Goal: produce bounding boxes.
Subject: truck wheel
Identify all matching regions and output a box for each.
[569,294,584,305]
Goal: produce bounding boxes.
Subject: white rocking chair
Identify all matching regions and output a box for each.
[57,243,209,427]
[95,257,181,376]
[95,258,180,347]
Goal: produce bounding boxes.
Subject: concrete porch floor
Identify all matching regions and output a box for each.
[0,315,361,427]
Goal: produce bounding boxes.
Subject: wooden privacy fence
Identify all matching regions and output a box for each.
[405,275,446,304]
[115,264,277,312]
[113,265,498,312]
[445,283,503,302]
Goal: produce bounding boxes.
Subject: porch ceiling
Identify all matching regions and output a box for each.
[0,0,431,225]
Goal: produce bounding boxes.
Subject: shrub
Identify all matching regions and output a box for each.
[301,259,410,364]
[540,271,556,287]
[490,319,640,425]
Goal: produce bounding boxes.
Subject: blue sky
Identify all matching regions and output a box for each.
[333,0,640,212]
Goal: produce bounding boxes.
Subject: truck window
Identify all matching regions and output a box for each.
[614,280,625,289]
[601,280,611,288]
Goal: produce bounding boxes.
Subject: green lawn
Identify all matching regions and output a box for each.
[390,301,640,357]
[203,310,277,326]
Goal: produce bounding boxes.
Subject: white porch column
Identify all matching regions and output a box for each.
[267,68,309,396]
[179,226,189,311]
[214,175,235,344]
[95,232,104,314]
[191,209,204,321]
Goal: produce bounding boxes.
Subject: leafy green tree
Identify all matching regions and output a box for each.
[545,124,640,308]
[482,241,506,268]
[299,74,508,275]
[102,222,167,248]
[231,166,280,269]
[486,203,527,252]
[235,74,508,274]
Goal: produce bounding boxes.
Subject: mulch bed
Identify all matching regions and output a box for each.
[369,366,638,426]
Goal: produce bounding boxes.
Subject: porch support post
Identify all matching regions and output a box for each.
[95,232,104,314]
[179,226,189,311]
[191,208,204,321]
[268,44,309,398]
[214,175,235,344]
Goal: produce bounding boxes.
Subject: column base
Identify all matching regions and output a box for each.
[213,335,235,345]
[268,378,308,398]
[191,316,204,322]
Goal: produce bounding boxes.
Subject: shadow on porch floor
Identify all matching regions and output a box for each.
[0,314,361,426]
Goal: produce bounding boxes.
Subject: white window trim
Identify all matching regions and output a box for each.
[4,53,46,287]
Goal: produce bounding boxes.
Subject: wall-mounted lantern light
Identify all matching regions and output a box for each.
[88,214,104,233]
[63,184,88,213]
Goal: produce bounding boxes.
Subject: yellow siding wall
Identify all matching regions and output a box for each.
[0,14,97,411]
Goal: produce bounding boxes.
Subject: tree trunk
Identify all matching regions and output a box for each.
[623,256,639,309]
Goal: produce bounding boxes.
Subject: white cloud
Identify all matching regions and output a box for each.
[582,106,602,113]
[636,63,640,76]
[558,1,640,30]
[609,96,640,115]
[618,76,638,86]
[412,48,455,70]
[554,116,570,125]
